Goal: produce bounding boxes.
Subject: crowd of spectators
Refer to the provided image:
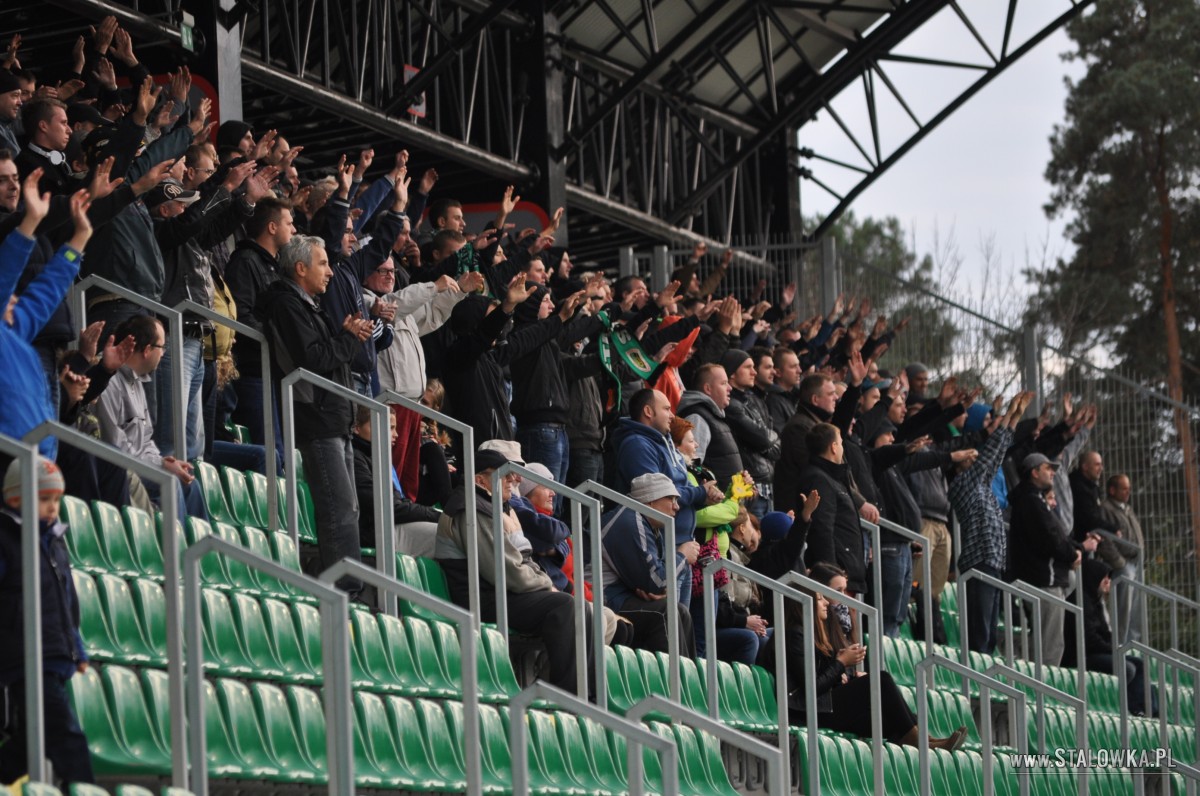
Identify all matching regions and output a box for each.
[0,17,1160,783]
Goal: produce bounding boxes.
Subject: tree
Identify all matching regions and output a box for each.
[1036,0,1200,575]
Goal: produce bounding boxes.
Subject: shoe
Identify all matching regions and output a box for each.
[941,726,968,753]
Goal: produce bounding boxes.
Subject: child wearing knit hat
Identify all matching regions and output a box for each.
[0,456,95,786]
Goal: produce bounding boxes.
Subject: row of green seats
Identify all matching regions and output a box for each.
[896,684,983,749]
[192,460,315,544]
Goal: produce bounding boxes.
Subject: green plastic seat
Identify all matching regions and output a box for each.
[396,553,445,623]
[220,466,259,528]
[201,589,254,675]
[202,679,248,778]
[238,525,285,595]
[193,460,234,525]
[95,573,157,665]
[261,597,319,683]
[410,697,469,791]
[291,602,325,678]
[432,619,507,701]
[349,608,404,693]
[184,518,230,588]
[249,681,324,783]
[296,479,317,544]
[61,495,109,572]
[608,722,667,795]
[229,592,286,679]
[614,645,650,712]
[89,500,139,578]
[440,700,513,794]
[68,667,143,775]
[525,709,592,795]
[23,785,65,796]
[384,695,464,791]
[636,647,669,702]
[417,556,452,600]
[670,722,739,796]
[353,691,409,788]
[732,661,777,729]
[138,668,172,754]
[244,469,275,529]
[112,785,156,796]
[286,685,329,778]
[215,677,282,778]
[604,646,633,714]
[74,570,120,662]
[376,612,432,695]
[577,714,630,794]
[212,521,262,595]
[554,710,626,796]
[405,615,460,697]
[128,577,167,664]
[101,665,172,774]
[481,624,521,701]
[121,506,164,580]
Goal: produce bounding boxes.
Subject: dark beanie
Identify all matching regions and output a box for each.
[0,69,19,95]
[216,120,253,153]
[720,349,751,376]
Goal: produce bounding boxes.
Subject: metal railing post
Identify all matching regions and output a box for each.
[322,558,481,795]
[873,517,935,660]
[279,369,393,610]
[172,299,277,531]
[510,682,675,796]
[913,654,1031,796]
[860,518,882,645]
[0,435,42,782]
[1012,578,1087,709]
[375,391,477,627]
[23,421,185,786]
[183,537,352,796]
[577,480,681,702]
[71,274,186,469]
[779,570,884,796]
[627,696,788,795]
[488,463,605,702]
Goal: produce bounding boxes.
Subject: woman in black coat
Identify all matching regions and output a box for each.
[760,577,966,749]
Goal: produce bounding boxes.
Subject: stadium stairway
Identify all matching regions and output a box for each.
[46,466,1200,795]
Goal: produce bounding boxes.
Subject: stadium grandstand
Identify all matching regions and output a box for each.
[0,0,1197,794]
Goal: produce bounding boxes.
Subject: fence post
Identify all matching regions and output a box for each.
[650,245,671,291]
[1023,326,1042,416]
[618,246,637,279]
[820,234,839,312]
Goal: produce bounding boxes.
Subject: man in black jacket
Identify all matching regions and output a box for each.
[1009,452,1099,666]
[725,348,780,517]
[798,423,867,596]
[259,234,374,595]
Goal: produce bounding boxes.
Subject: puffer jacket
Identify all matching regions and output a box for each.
[729,387,780,487]
[677,390,743,489]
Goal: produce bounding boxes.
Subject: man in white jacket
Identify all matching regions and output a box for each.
[364,260,484,498]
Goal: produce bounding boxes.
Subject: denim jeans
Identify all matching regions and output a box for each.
[965,564,1003,654]
[300,435,362,595]
[155,336,205,460]
[879,541,913,637]
[232,375,285,468]
[145,474,209,525]
[716,627,773,667]
[516,423,570,484]
[566,446,603,490]
[0,673,95,785]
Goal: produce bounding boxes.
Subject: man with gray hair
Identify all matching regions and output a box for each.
[258,233,374,596]
[600,472,700,656]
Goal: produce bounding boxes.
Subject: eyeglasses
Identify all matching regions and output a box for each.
[375,268,396,275]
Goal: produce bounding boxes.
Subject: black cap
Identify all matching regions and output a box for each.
[67,102,108,129]
[144,178,200,210]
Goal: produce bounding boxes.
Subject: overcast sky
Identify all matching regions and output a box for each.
[799,1,1087,297]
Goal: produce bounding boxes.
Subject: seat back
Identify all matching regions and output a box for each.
[221,466,260,527]
[95,572,155,664]
[61,495,109,571]
[122,506,163,579]
[193,460,234,524]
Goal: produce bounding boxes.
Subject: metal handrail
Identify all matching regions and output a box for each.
[912,654,1030,796]
[982,662,1086,796]
[183,537,352,796]
[1011,578,1088,709]
[860,517,882,644]
[698,559,816,794]
[1115,641,1200,779]
[627,695,788,796]
[1115,578,1200,678]
[71,274,186,464]
[778,569,884,796]
[576,480,682,702]
[488,463,605,703]
[279,369,393,610]
[375,391,477,628]
[24,421,184,785]
[322,558,481,795]
[172,299,277,531]
[870,517,935,660]
[0,435,42,782]
[510,682,677,796]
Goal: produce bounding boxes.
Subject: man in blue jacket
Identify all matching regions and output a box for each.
[611,388,721,543]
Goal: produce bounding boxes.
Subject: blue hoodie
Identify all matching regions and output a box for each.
[0,230,81,460]
[610,417,707,540]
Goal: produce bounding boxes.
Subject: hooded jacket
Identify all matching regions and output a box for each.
[677,390,742,489]
[509,289,604,428]
[373,280,465,401]
[797,456,866,593]
[611,417,708,540]
[257,279,361,444]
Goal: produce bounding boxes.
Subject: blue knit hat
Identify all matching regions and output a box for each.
[760,511,794,542]
[963,402,991,433]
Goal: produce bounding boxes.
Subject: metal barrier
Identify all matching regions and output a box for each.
[509,682,677,796]
[697,558,818,794]
[278,368,393,609]
[1011,578,1088,709]
[0,434,42,782]
[1115,578,1200,706]
[374,391,478,627]
[779,569,884,796]
[626,695,788,796]
[488,463,605,703]
[172,299,277,530]
[183,536,353,796]
[1114,642,1200,785]
[70,274,187,465]
[912,654,1031,796]
[982,661,1086,796]
[322,558,482,796]
[860,517,883,645]
[23,421,184,785]
[576,479,682,702]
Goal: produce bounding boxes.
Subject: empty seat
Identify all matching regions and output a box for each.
[68,667,143,775]
[193,461,235,525]
[184,518,230,588]
[261,596,320,683]
[128,576,168,663]
[89,501,140,578]
[229,592,286,679]
[212,521,262,595]
[221,466,260,528]
[22,784,65,796]
[291,601,325,678]
[74,570,120,662]
[121,506,163,580]
[214,678,283,779]
[238,525,284,595]
[61,495,110,573]
[101,665,173,774]
[94,573,157,665]
[201,589,254,676]
[249,681,325,783]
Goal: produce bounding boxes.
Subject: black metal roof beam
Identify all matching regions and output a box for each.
[557,0,733,159]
